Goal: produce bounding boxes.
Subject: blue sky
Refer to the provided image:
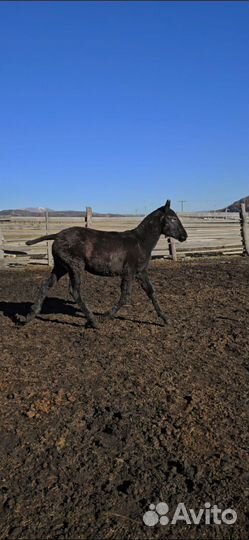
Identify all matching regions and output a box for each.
[0,1,248,213]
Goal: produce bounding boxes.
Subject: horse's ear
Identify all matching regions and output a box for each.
[165,200,171,211]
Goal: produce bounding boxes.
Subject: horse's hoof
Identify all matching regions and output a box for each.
[15,313,35,326]
[85,320,97,329]
[161,315,169,325]
[101,312,114,320]
[15,314,27,325]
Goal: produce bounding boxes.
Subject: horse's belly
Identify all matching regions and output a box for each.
[85,253,124,276]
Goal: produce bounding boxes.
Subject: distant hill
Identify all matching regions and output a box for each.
[220,196,249,213]
[0,208,139,217]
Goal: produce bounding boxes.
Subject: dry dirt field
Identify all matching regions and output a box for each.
[0,257,249,539]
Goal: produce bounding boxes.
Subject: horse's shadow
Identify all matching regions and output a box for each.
[0,297,80,324]
[0,298,164,328]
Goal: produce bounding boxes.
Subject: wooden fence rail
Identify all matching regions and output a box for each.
[0,206,248,266]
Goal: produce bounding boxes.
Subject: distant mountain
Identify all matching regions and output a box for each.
[220,196,249,213]
[0,208,139,217]
[24,207,53,213]
[0,208,61,217]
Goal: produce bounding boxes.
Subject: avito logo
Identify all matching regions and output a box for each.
[143,501,237,527]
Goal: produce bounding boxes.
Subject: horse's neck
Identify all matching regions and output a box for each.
[135,210,162,253]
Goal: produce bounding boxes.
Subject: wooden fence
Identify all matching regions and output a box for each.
[0,207,248,266]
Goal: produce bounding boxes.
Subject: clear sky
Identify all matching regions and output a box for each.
[0,1,248,213]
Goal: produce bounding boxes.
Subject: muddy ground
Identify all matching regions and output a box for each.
[0,257,249,540]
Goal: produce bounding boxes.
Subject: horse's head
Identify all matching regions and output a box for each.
[161,200,187,242]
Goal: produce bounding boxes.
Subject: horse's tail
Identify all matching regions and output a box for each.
[26,234,57,246]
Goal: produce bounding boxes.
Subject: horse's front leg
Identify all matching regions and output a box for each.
[136,271,168,324]
[103,274,133,320]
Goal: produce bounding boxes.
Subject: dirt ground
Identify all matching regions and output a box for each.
[0,257,249,540]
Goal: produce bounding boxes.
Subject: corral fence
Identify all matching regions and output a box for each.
[0,204,248,266]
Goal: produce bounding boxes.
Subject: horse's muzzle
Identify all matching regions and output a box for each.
[179,231,188,242]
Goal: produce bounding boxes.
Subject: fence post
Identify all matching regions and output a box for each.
[45,210,53,266]
[240,202,249,256]
[0,228,4,262]
[168,237,177,261]
[85,206,92,228]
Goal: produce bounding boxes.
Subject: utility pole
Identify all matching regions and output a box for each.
[178,200,187,212]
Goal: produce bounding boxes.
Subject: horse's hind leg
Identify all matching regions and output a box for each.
[136,271,168,324]
[103,274,133,320]
[69,268,97,328]
[16,264,67,324]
